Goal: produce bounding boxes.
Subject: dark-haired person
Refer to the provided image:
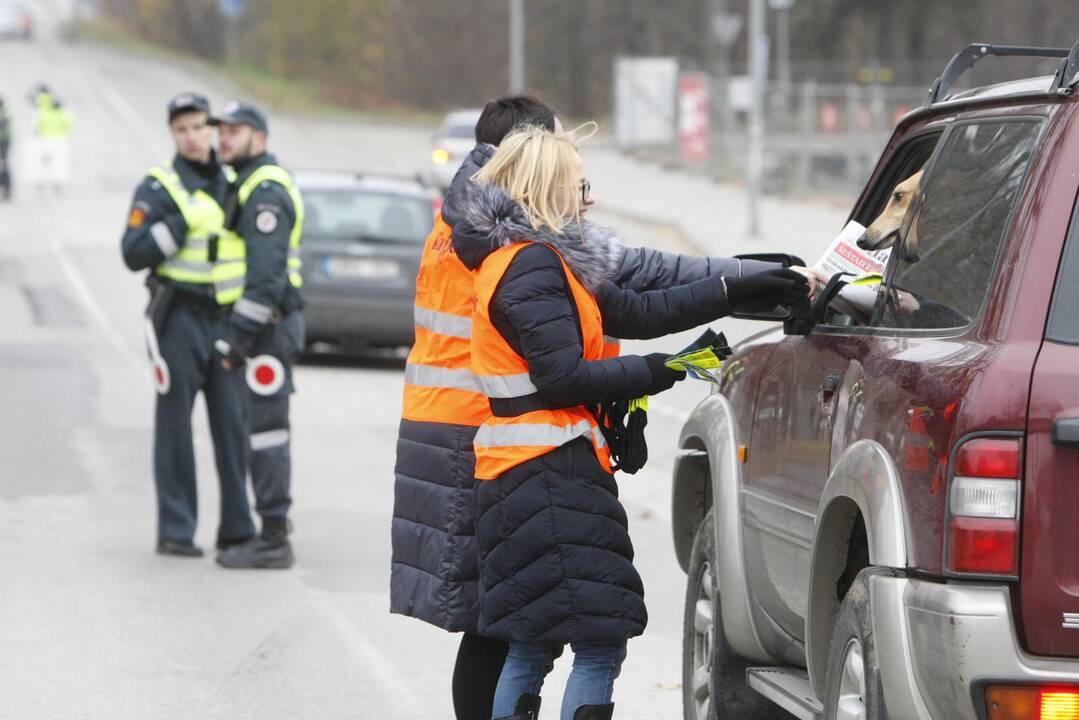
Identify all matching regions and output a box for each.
[212,102,306,571]
[389,94,801,720]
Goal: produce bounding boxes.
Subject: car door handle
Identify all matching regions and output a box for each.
[1052,417,1079,449]
[818,372,842,405]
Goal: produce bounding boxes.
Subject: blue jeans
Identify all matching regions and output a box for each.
[491,640,627,720]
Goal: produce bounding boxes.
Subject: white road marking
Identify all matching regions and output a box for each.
[307,590,427,717]
[47,234,140,365]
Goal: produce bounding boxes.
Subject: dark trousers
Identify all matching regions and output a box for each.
[153,300,255,545]
[453,632,509,720]
[246,310,304,521]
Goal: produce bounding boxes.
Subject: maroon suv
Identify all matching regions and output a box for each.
[671,43,1079,720]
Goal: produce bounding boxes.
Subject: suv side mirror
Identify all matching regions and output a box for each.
[729,253,814,335]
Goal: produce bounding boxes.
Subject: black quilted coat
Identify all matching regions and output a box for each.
[450,182,741,643]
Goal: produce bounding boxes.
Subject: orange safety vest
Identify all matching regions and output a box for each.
[401,214,490,427]
[471,242,613,480]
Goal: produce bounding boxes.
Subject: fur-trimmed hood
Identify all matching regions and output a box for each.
[451,181,625,295]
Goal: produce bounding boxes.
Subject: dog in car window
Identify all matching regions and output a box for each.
[829,169,925,322]
[857,168,924,258]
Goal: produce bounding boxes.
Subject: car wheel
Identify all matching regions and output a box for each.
[823,568,889,720]
[682,509,787,720]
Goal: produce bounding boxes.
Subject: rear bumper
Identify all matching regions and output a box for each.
[871,574,1079,720]
[303,294,413,348]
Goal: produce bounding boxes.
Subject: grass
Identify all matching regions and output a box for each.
[65,17,442,126]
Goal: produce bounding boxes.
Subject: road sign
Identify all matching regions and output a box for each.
[711,13,743,49]
[219,0,245,19]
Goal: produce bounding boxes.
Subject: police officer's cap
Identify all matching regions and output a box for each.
[167,92,213,124]
[213,100,268,133]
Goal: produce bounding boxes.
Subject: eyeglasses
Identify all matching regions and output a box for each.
[580,178,591,203]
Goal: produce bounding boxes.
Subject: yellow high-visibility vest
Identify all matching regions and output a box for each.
[149,164,247,305]
[236,164,304,289]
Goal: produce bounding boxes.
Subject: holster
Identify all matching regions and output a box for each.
[145,275,176,336]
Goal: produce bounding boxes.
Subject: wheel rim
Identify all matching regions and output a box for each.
[691,561,715,719]
[834,637,866,720]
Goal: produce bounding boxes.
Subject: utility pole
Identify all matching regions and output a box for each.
[710,0,742,164]
[510,0,525,92]
[769,0,795,126]
[748,0,766,237]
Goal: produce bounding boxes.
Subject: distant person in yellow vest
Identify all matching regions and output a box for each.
[33,95,73,192]
[120,92,256,558]
[213,101,305,570]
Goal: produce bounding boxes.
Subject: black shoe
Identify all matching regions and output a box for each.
[572,704,614,720]
[156,539,204,557]
[494,694,541,720]
[215,535,255,551]
[216,517,293,569]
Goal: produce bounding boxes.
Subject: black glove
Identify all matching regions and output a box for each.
[724,268,809,307]
[643,352,686,396]
[214,335,251,368]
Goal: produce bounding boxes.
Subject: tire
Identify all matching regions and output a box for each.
[822,567,889,720]
[682,509,788,720]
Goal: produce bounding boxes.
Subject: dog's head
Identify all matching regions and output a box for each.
[857,169,924,260]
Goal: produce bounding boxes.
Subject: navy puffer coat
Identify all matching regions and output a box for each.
[389,145,778,634]
[450,183,741,643]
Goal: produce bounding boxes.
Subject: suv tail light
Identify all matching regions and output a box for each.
[947,437,1022,576]
[987,685,1079,719]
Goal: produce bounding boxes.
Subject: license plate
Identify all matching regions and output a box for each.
[323,256,400,280]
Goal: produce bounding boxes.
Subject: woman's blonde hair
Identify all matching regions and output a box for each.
[471,123,596,233]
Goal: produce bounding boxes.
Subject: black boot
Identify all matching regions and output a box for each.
[572,704,613,720]
[493,693,541,720]
[216,516,293,569]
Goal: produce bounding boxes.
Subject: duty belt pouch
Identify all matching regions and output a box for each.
[145,277,176,336]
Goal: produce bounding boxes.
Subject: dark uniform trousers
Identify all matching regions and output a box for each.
[154,296,256,545]
[246,309,304,520]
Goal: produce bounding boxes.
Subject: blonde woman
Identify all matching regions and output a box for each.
[452,126,808,720]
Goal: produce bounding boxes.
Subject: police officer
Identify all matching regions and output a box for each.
[121,93,256,557]
[0,96,11,200]
[212,101,304,570]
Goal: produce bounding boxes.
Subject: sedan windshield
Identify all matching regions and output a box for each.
[301,189,433,243]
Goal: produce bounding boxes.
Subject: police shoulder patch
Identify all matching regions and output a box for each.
[256,209,279,234]
[128,207,146,228]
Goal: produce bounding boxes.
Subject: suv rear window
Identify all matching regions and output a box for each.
[874,119,1042,330]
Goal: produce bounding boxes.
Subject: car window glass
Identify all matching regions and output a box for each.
[872,119,1041,331]
[301,190,434,243]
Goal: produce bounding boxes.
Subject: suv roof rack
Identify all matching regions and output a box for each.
[925,39,1079,107]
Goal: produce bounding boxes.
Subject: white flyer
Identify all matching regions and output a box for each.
[813,220,891,278]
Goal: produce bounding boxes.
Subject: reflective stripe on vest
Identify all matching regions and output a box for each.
[237,164,304,290]
[471,242,612,480]
[148,164,247,305]
[401,214,490,427]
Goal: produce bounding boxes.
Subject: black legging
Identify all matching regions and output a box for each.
[453,632,509,720]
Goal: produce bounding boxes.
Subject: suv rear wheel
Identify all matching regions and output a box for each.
[823,567,889,720]
[682,509,787,720]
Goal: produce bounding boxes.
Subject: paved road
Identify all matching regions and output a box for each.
[0,3,847,718]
